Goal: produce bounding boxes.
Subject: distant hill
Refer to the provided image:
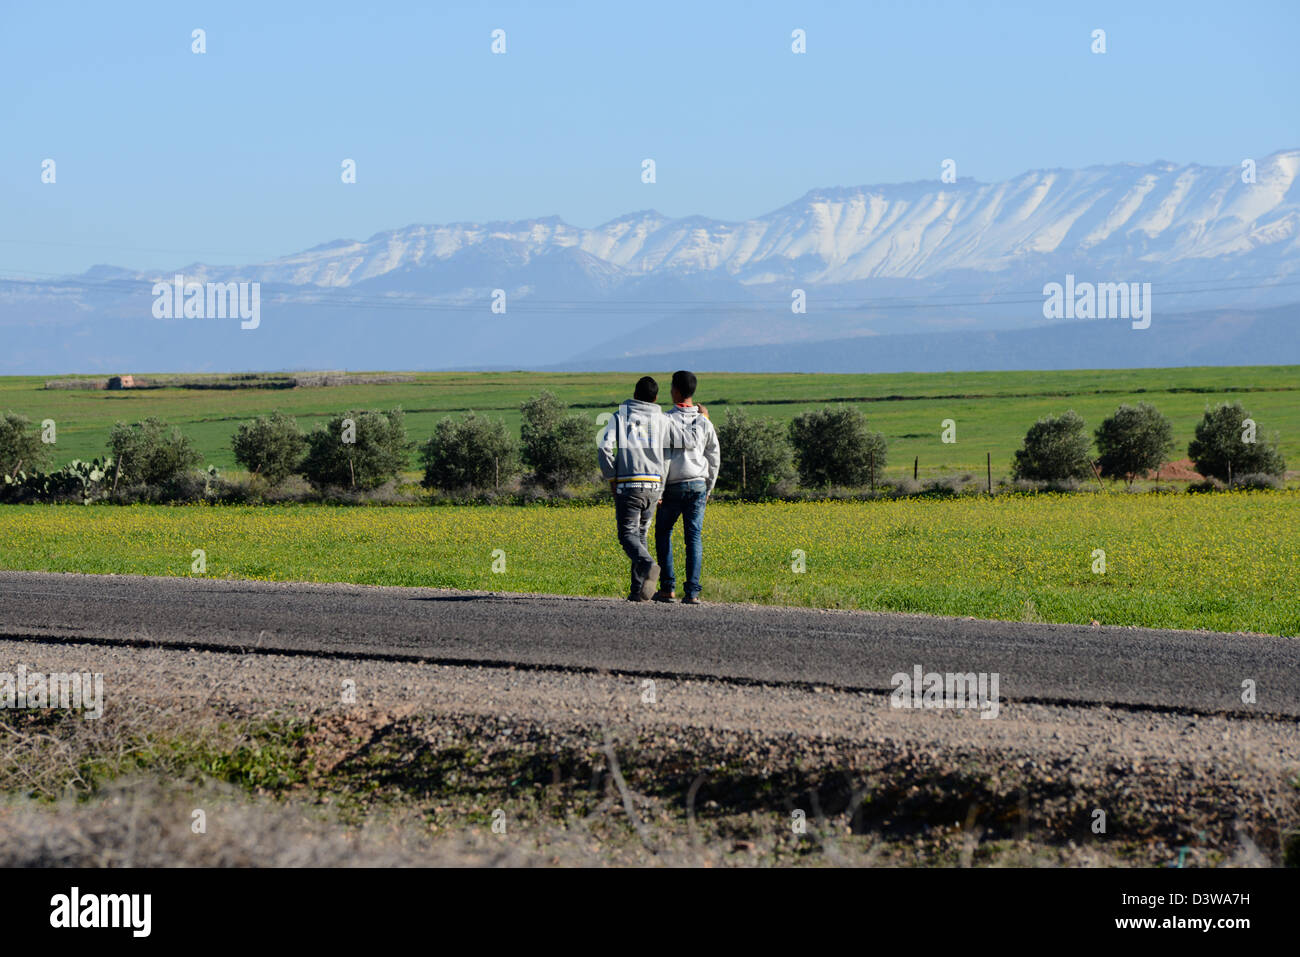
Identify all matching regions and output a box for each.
[3,149,1297,373]
[546,304,1300,373]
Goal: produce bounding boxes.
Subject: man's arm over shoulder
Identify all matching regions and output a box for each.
[705,419,721,494]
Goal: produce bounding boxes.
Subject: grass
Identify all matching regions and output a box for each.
[2,491,1296,634]
[0,708,308,802]
[4,366,1298,479]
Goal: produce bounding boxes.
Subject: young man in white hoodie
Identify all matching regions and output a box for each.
[652,371,720,605]
[597,376,708,601]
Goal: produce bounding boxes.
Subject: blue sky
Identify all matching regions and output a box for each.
[3,0,1297,276]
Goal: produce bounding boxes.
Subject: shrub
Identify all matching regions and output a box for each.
[301,409,413,489]
[419,412,519,492]
[787,405,886,488]
[1144,484,1178,495]
[921,477,961,499]
[314,479,419,506]
[890,478,923,498]
[262,474,315,504]
[1231,472,1283,491]
[106,465,223,504]
[231,411,306,485]
[715,408,795,496]
[1095,402,1174,485]
[0,456,114,504]
[107,417,202,486]
[519,391,593,490]
[1187,402,1286,482]
[1012,410,1093,482]
[0,411,52,477]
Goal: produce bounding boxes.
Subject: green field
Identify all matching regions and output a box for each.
[3,492,1297,635]
[4,366,1297,481]
[5,366,1298,634]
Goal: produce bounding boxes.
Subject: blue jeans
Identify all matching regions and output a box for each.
[654,480,708,598]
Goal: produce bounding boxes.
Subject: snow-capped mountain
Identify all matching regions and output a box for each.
[170,149,1298,289]
[3,150,1298,374]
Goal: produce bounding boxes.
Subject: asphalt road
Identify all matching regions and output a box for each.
[1,571,1296,718]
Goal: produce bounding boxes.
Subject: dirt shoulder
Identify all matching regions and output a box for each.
[1,638,1296,867]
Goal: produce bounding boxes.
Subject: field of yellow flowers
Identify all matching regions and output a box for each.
[2,492,1297,635]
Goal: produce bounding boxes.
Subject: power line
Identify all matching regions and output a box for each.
[2,272,1298,315]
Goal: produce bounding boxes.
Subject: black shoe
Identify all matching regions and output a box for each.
[682,596,702,605]
[652,590,676,602]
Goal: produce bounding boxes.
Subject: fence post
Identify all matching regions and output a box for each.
[913,456,918,481]
[870,450,875,493]
[986,452,992,494]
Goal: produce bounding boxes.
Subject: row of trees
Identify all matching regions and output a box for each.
[0,395,596,495]
[223,397,1291,492]
[0,413,208,489]
[419,393,592,491]
[0,395,888,497]
[1012,401,1286,484]
[412,401,889,495]
[716,407,887,494]
[0,396,1286,500]
[230,396,892,495]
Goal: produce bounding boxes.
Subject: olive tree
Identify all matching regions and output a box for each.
[1095,403,1174,485]
[1012,410,1092,482]
[788,405,887,487]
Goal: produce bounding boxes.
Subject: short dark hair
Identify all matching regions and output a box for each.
[671,370,697,399]
[633,376,658,402]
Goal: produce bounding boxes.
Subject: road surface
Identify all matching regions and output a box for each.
[1,571,1295,718]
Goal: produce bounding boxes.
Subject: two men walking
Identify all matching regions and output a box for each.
[597,372,720,603]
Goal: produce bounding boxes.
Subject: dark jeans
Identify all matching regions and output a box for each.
[655,479,708,598]
[615,488,659,597]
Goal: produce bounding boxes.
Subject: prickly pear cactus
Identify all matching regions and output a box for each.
[1,455,114,503]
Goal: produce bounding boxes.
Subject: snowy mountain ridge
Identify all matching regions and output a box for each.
[154,149,1299,289]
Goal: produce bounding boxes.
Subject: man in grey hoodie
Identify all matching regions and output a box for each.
[597,376,707,601]
[653,370,720,604]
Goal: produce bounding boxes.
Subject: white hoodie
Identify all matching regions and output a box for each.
[664,404,720,492]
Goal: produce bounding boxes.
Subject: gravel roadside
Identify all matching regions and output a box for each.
[1,637,1296,866]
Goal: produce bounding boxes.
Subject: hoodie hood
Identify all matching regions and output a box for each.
[622,398,663,414]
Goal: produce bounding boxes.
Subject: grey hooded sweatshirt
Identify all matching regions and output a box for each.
[663,403,720,492]
[597,398,703,491]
